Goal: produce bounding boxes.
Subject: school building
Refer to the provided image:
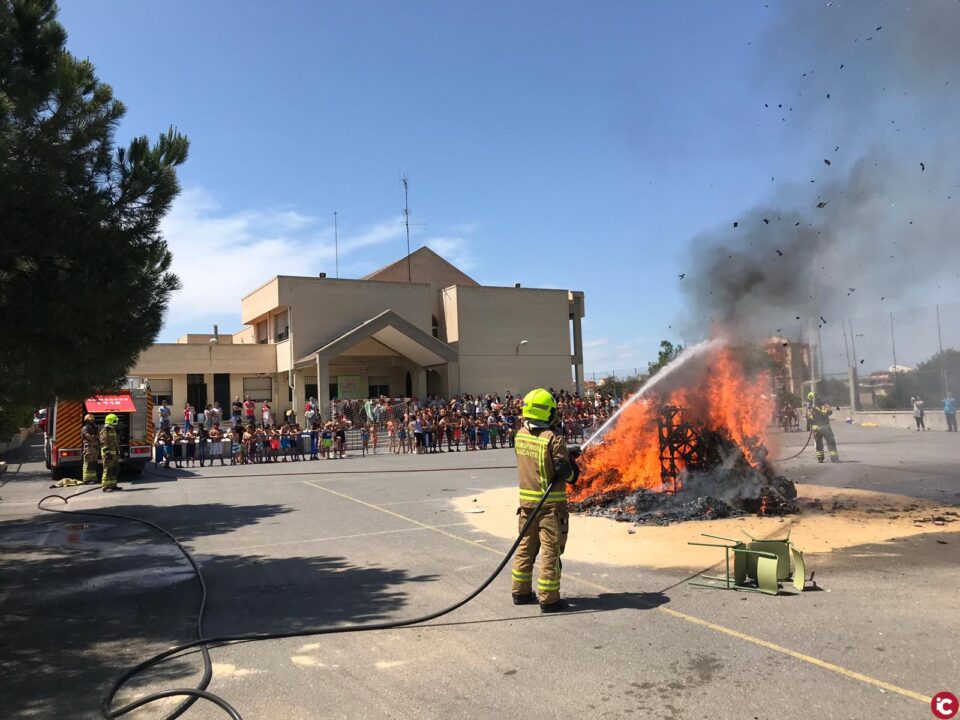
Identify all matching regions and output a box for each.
[129,247,586,422]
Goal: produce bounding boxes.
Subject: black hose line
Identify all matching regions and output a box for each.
[769,429,815,462]
[38,480,556,720]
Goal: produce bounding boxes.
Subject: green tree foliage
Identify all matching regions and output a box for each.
[647,340,683,377]
[914,348,960,400]
[596,375,646,398]
[0,0,188,437]
[917,348,960,374]
[815,377,850,407]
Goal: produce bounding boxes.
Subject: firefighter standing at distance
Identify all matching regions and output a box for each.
[81,414,101,485]
[99,413,123,492]
[511,388,581,613]
[806,392,839,463]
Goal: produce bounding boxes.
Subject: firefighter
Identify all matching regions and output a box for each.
[806,392,839,463]
[511,388,581,613]
[99,413,123,492]
[81,414,101,485]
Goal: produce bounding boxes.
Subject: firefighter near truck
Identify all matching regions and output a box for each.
[44,387,154,481]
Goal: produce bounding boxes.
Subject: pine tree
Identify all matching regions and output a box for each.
[0,0,188,436]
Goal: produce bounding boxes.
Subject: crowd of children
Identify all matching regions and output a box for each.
[153,390,620,468]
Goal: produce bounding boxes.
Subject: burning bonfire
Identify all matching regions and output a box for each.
[570,345,798,525]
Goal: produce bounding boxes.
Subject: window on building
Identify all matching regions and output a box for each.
[243,377,272,401]
[256,320,268,344]
[274,310,289,342]
[431,315,439,339]
[150,378,173,405]
[368,375,390,398]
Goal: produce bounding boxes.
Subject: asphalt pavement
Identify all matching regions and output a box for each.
[1,423,957,720]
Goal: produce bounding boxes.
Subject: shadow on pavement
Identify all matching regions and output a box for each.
[0,500,437,719]
[566,591,670,612]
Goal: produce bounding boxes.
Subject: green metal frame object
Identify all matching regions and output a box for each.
[688,534,781,595]
[688,531,814,595]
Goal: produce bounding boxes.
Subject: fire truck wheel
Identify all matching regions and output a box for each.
[50,465,65,481]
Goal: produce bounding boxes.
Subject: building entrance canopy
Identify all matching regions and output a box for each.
[295,309,457,369]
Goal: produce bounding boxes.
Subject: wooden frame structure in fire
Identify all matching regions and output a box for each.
[657,405,724,494]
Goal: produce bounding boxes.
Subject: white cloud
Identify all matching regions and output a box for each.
[583,336,654,376]
[157,187,479,340]
[159,187,405,325]
[423,236,477,271]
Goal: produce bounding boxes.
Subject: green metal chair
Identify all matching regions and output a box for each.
[742,530,792,582]
[688,534,780,595]
[791,546,810,592]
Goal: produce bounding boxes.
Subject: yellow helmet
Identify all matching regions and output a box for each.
[522,388,556,428]
[807,392,815,400]
[104,413,119,426]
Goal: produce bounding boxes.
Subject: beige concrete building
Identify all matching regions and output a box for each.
[130,248,586,422]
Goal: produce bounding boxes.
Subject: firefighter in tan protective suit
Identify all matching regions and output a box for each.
[99,413,123,492]
[81,414,101,485]
[806,392,839,463]
[511,388,581,613]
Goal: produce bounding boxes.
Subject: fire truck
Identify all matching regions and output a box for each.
[44,386,154,481]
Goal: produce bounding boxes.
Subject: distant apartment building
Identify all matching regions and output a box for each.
[764,337,812,397]
[130,247,586,422]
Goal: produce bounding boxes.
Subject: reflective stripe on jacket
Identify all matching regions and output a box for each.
[515,426,572,507]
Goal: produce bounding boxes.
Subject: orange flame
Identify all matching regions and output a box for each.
[571,347,773,502]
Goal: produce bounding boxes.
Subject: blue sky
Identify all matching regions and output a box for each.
[57,1,957,374]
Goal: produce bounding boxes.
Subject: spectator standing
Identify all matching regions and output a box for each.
[422,414,433,453]
[912,396,926,431]
[261,400,273,427]
[158,401,171,430]
[231,396,243,423]
[243,395,256,424]
[321,422,333,459]
[945,392,957,432]
[413,415,424,454]
[197,425,209,467]
[304,401,318,428]
[183,402,194,432]
[309,421,320,460]
[155,426,173,468]
[209,423,225,466]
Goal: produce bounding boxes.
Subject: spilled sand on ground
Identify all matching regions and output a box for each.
[453,484,957,570]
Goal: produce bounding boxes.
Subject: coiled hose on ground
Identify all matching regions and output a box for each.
[38,476,555,720]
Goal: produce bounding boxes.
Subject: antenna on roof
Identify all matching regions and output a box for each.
[401,174,412,282]
[333,210,339,279]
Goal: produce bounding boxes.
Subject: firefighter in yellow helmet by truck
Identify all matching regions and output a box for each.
[80,414,101,485]
[511,388,581,613]
[806,392,839,463]
[99,414,123,492]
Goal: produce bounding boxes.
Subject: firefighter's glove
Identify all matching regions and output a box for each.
[567,444,582,460]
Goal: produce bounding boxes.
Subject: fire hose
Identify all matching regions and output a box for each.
[38,469,563,720]
[769,429,814,462]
